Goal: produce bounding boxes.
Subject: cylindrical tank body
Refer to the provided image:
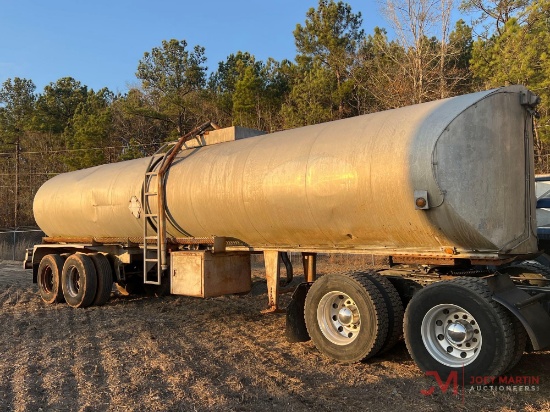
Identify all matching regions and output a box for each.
[34,86,537,257]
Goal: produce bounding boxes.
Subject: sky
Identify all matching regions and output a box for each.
[0,0,465,95]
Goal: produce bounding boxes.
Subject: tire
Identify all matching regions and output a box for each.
[62,254,98,308]
[500,263,543,360]
[507,316,528,371]
[363,271,404,354]
[89,253,113,306]
[502,261,550,286]
[37,254,65,304]
[304,272,389,363]
[404,277,516,380]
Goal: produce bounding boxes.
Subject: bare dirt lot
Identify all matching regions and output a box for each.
[1,259,549,412]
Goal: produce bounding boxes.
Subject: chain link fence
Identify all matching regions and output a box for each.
[0,227,43,261]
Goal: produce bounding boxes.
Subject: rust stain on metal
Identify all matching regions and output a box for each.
[392,256,460,265]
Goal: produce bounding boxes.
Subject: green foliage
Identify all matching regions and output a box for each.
[33,77,88,135]
[233,65,261,127]
[64,88,114,170]
[445,20,476,94]
[110,89,171,158]
[449,19,474,70]
[136,39,208,136]
[0,78,36,145]
[294,0,364,68]
[137,39,207,96]
[288,0,365,123]
[471,0,550,143]
[354,27,412,110]
[281,65,337,127]
[207,51,261,126]
[208,53,292,131]
[208,51,260,114]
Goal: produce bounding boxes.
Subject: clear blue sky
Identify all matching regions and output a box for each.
[0,0,464,95]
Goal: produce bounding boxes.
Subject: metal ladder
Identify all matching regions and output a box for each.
[142,122,219,285]
[143,142,177,285]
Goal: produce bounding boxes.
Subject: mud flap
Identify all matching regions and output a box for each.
[487,272,550,350]
[286,282,312,343]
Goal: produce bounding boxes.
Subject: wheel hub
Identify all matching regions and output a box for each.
[317,291,361,345]
[41,267,54,293]
[67,266,81,297]
[421,303,482,367]
[337,306,359,326]
[446,321,474,344]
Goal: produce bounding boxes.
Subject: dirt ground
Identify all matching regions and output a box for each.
[1,259,550,412]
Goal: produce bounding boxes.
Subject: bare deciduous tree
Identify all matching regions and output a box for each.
[379,0,466,103]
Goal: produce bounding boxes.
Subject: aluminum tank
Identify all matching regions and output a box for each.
[33,86,538,258]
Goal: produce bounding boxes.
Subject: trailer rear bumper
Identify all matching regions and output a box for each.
[23,248,33,270]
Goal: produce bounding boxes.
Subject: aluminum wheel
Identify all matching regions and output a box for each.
[317,291,361,345]
[421,303,482,367]
[40,266,55,294]
[66,265,81,297]
[37,254,65,304]
[61,254,98,308]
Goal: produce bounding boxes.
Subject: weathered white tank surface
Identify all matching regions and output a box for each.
[33,86,538,259]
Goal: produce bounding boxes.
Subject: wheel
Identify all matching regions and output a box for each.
[404,277,516,380]
[89,253,113,306]
[364,271,404,354]
[37,254,65,304]
[61,254,98,308]
[507,315,528,370]
[304,272,389,363]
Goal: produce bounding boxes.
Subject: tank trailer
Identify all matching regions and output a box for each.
[25,86,550,380]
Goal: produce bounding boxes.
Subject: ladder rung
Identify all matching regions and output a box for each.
[145,171,158,176]
[144,236,158,240]
[144,258,158,262]
[144,213,158,217]
[144,192,157,196]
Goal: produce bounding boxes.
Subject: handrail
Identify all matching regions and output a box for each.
[156,121,220,272]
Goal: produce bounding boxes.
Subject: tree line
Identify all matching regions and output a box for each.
[1,0,549,228]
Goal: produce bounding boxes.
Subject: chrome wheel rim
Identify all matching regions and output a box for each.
[421,303,482,367]
[317,291,361,345]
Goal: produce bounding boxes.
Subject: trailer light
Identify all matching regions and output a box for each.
[414,190,429,210]
[416,197,427,208]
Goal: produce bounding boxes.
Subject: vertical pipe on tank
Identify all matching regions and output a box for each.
[302,253,317,282]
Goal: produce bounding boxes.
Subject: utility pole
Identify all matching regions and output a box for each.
[14,139,19,228]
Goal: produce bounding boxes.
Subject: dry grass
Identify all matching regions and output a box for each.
[0,259,549,411]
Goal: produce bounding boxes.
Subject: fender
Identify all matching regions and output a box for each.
[487,272,550,350]
[285,282,312,343]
